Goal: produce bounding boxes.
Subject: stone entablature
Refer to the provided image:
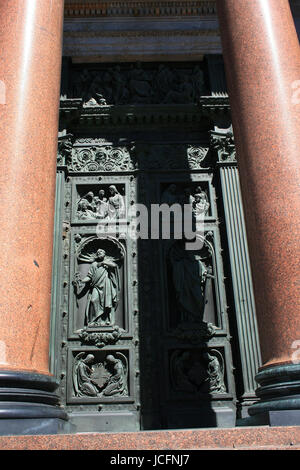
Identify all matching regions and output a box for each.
[64,1,217,18]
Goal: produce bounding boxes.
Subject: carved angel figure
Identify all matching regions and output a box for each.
[203,352,226,393]
[73,353,100,397]
[102,353,128,397]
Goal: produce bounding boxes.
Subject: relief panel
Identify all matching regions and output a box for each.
[67,347,134,404]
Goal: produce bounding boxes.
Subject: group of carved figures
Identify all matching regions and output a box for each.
[161,184,210,219]
[171,350,226,394]
[72,64,206,106]
[77,185,125,220]
[73,352,128,398]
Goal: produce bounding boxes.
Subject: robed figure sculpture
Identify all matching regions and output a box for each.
[73,248,121,327]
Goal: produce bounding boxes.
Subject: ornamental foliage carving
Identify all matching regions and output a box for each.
[78,326,124,348]
[58,142,211,172]
[70,146,136,172]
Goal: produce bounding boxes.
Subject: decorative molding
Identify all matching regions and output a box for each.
[137,144,210,170]
[64,30,219,38]
[168,321,216,344]
[64,1,217,18]
[59,98,230,130]
[70,145,136,172]
[58,140,212,172]
[77,326,124,348]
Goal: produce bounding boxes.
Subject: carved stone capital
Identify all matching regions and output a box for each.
[210,126,236,163]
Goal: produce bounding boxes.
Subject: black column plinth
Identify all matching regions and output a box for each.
[0,370,70,435]
[240,364,300,426]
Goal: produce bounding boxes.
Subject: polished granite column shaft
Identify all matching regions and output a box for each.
[0,0,66,432]
[216,0,300,420]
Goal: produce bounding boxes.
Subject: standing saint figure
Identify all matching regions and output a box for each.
[108,185,125,219]
[74,248,120,326]
[95,189,109,219]
[168,241,213,323]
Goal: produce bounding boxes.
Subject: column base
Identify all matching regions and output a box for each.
[238,410,300,427]
[246,363,300,426]
[0,370,68,435]
[0,416,74,436]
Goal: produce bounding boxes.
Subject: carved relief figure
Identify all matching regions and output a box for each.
[73,352,128,398]
[76,191,97,219]
[128,63,152,103]
[71,63,206,105]
[155,65,175,102]
[95,190,109,219]
[108,185,125,219]
[161,183,210,216]
[171,351,196,392]
[204,352,226,393]
[163,71,194,104]
[85,73,107,106]
[76,186,125,220]
[73,248,120,327]
[73,353,100,397]
[168,241,213,323]
[102,353,128,396]
[170,350,226,394]
[182,187,195,206]
[73,68,91,101]
[191,66,205,101]
[192,192,210,219]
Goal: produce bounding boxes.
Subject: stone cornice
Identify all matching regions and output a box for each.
[64,1,217,18]
[59,96,230,128]
[64,29,219,38]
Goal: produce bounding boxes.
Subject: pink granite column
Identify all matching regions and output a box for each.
[216,0,300,416]
[0,0,65,423]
